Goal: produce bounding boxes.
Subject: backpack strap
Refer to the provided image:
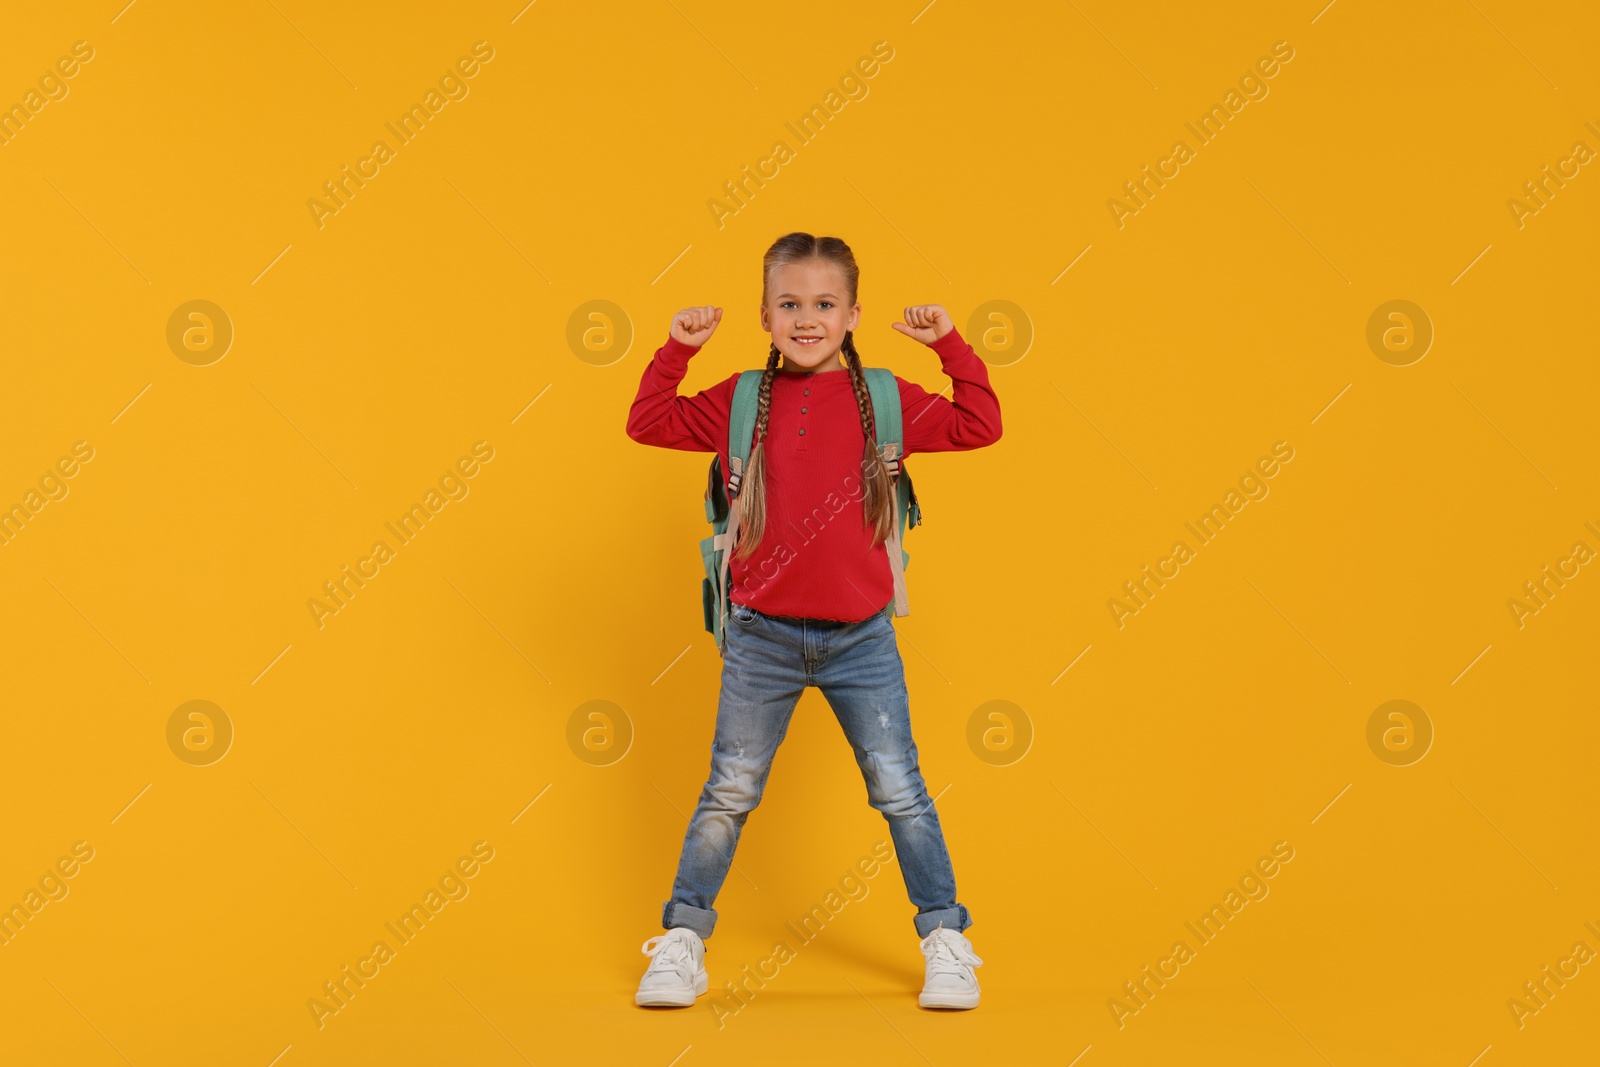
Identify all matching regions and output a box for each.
[863,367,902,471]
[713,371,765,653]
[863,367,910,617]
[727,370,763,491]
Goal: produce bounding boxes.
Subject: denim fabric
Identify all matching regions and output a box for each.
[662,599,971,940]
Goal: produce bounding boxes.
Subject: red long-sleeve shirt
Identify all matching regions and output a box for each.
[626,327,1002,623]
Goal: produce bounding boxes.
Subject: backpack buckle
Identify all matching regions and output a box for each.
[880,441,900,479]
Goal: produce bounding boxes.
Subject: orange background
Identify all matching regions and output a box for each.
[1,1,1596,1064]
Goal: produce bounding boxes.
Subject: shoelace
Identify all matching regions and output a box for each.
[921,929,983,978]
[641,932,695,978]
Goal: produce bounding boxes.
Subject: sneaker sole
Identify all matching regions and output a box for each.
[919,989,980,1009]
[635,970,709,1007]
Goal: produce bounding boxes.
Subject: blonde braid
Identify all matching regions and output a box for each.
[733,343,782,560]
[842,332,896,547]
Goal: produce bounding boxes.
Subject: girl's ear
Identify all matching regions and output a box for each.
[847,302,861,332]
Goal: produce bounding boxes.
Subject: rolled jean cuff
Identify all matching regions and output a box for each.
[663,901,717,939]
[914,904,971,939]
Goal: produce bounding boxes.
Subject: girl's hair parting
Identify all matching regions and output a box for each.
[734,231,896,561]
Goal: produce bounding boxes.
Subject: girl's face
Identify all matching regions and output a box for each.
[759,259,861,373]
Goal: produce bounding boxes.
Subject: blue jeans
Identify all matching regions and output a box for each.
[662,599,971,940]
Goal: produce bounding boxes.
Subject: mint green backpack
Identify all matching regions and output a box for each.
[700,367,922,655]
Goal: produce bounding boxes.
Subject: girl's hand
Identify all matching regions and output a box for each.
[890,304,953,345]
[671,306,722,347]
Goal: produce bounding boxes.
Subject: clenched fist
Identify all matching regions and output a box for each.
[890,304,953,345]
[671,306,722,348]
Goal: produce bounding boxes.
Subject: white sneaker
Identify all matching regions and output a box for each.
[918,925,983,1009]
[635,927,709,1007]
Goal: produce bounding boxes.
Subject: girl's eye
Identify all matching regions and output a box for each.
[818,302,833,309]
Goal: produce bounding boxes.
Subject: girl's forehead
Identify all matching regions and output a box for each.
[768,260,849,288]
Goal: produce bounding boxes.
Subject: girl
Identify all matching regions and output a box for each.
[624,232,1002,1010]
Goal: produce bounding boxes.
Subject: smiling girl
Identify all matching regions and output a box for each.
[625,232,1002,1010]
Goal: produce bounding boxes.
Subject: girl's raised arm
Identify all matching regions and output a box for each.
[624,322,738,452]
[898,325,1004,455]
